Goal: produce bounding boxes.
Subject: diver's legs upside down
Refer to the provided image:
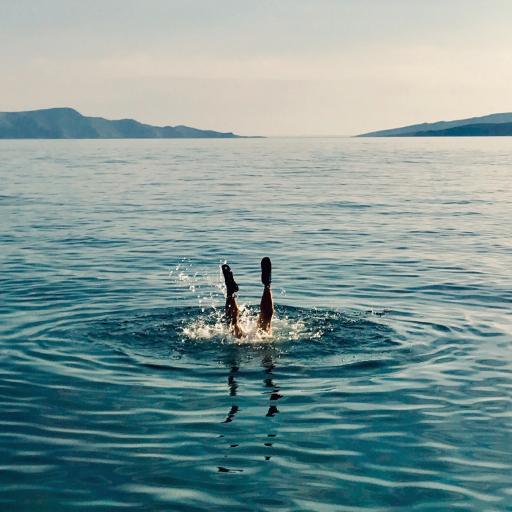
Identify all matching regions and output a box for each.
[222,258,274,338]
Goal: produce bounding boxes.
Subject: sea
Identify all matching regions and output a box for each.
[1,137,512,511]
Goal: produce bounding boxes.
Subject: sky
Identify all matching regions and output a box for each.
[1,0,512,136]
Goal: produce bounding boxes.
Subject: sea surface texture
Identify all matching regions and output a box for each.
[1,138,512,511]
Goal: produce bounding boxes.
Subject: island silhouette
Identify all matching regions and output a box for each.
[0,108,258,139]
[357,112,512,137]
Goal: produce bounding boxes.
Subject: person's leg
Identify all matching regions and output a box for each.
[225,294,244,338]
[222,264,244,338]
[257,257,274,334]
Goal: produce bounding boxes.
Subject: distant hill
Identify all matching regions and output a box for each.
[405,122,512,137]
[0,108,252,139]
[357,112,512,137]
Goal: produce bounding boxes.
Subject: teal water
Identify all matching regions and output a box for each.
[1,138,512,511]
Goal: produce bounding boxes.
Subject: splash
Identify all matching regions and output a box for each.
[181,304,306,345]
[168,261,393,350]
[169,260,298,344]
[169,259,227,312]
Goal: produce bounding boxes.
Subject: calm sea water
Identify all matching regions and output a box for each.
[1,138,512,511]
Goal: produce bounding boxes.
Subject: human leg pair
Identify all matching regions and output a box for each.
[222,258,274,338]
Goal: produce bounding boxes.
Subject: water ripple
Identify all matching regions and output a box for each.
[1,139,512,510]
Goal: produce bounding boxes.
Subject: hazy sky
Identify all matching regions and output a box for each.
[2,0,512,135]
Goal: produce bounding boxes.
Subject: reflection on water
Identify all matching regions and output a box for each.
[220,351,284,472]
[223,405,239,424]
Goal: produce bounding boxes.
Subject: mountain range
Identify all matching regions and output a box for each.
[357,112,512,137]
[0,108,249,139]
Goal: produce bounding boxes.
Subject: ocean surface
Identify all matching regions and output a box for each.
[1,138,512,511]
